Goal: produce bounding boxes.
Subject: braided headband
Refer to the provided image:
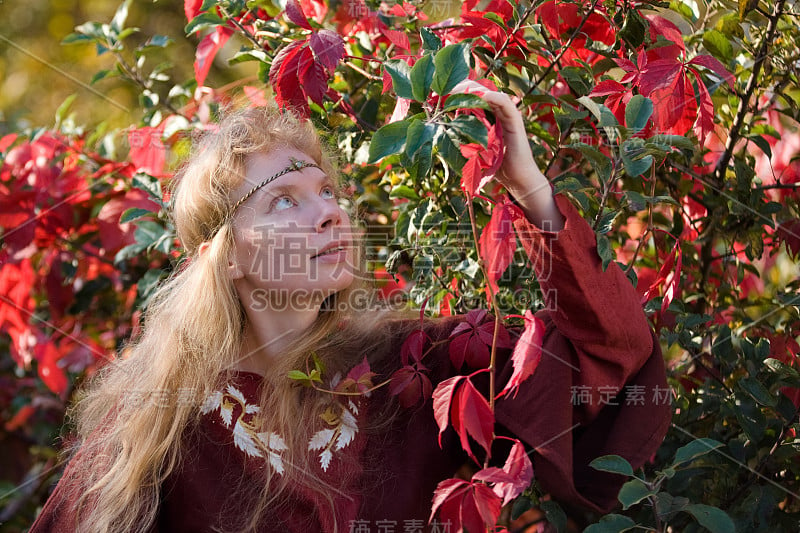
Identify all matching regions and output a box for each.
[230,156,322,213]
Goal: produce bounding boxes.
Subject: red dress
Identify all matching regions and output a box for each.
[30,195,671,532]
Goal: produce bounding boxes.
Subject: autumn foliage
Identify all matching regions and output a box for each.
[2,0,800,531]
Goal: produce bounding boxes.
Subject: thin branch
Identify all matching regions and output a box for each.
[714,0,787,183]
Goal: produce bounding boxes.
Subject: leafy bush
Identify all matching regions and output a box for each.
[1,0,799,530]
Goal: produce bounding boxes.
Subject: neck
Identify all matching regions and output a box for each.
[234,289,323,376]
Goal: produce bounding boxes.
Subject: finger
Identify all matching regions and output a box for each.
[451,79,487,96]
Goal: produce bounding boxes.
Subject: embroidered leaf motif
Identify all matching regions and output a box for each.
[335,407,358,450]
[219,399,233,427]
[308,428,336,451]
[319,449,333,471]
[232,419,261,457]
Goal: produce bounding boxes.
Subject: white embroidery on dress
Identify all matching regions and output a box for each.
[200,385,286,474]
[202,382,362,474]
[307,399,360,472]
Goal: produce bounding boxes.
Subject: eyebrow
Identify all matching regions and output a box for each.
[252,171,335,201]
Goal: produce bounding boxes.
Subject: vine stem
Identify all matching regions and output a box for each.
[524,0,602,97]
[713,0,787,183]
[465,193,504,470]
[625,166,657,275]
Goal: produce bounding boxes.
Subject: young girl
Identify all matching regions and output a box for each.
[30,91,671,532]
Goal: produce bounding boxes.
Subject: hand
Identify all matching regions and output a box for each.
[451,80,564,231]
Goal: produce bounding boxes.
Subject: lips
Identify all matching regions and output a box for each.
[312,241,349,259]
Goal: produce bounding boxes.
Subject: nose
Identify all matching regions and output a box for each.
[314,198,342,233]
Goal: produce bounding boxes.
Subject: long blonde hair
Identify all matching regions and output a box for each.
[62,105,400,532]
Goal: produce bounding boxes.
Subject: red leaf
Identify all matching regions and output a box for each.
[184,0,202,21]
[460,155,487,197]
[269,40,311,114]
[639,58,683,96]
[430,478,502,533]
[297,46,327,106]
[778,220,800,259]
[646,14,685,52]
[693,72,715,145]
[44,251,73,321]
[344,356,376,394]
[37,341,68,396]
[472,439,534,505]
[479,197,521,295]
[499,310,545,399]
[454,379,494,461]
[127,126,167,176]
[309,30,345,71]
[688,54,735,89]
[382,28,410,51]
[432,375,466,448]
[0,132,17,152]
[589,79,626,97]
[661,245,682,314]
[194,26,233,87]
[389,364,432,407]
[285,0,312,29]
[243,85,268,106]
[300,0,328,23]
[400,329,429,365]
[97,189,161,254]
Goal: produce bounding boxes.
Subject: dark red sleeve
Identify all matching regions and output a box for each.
[494,193,671,513]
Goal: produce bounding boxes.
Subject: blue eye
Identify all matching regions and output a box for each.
[321,186,336,200]
[273,196,296,211]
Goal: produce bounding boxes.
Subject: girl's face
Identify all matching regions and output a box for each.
[227,148,355,309]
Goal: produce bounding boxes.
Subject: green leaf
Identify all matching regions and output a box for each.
[55,94,78,125]
[510,495,534,520]
[133,173,164,203]
[655,492,690,520]
[648,134,696,150]
[621,139,654,177]
[61,32,94,45]
[625,191,647,211]
[410,54,435,102]
[589,455,634,476]
[447,115,488,146]
[405,120,436,158]
[746,135,772,158]
[111,0,132,34]
[618,479,655,510]
[569,142,612,181]
[596,234,614,271]
[595,209,619,234]
[684,504,736,533]
[134,220,167,247]
[120,207,155,224]
[625,95,653,134]
[185,12,224,36]
[442,93,490,112]
[287,370,310,381]
[583,514,637,533]
[431,43,470,95]
[389,185,420,201]
[420,27,442,51]
[384,60,414,100]
[738,376,777,407]
[672,438,723,467]
[703,29,734,62]
[619,9,647,48]
[369,119,411,163]
[539,500,567,533]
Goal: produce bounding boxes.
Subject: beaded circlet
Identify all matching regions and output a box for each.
[230,156,322,213]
